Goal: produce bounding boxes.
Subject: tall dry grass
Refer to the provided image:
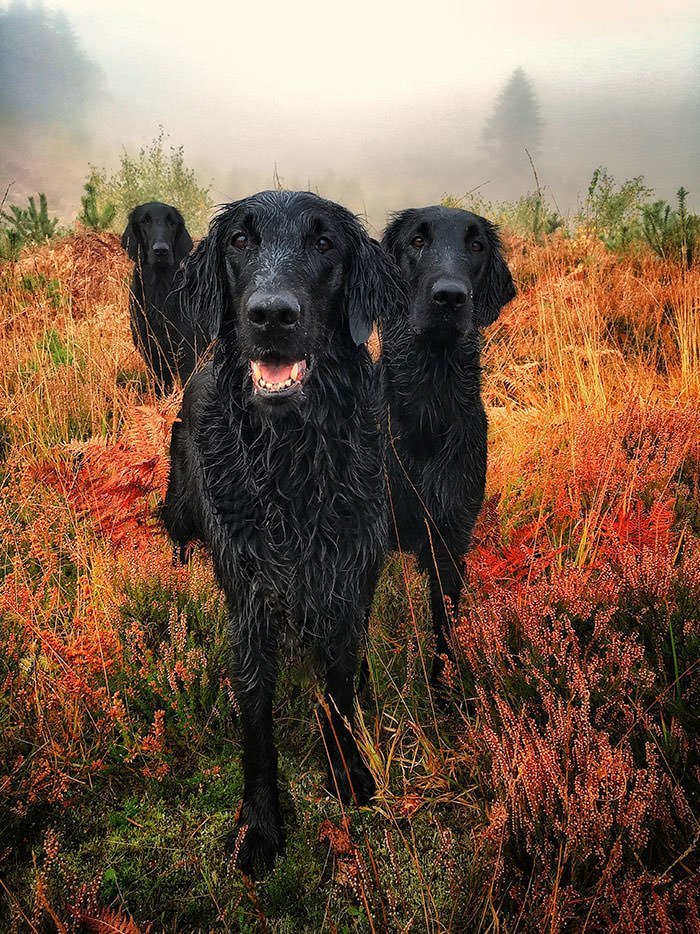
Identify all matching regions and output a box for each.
[0,230,698,931]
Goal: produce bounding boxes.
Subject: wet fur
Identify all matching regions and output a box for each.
[380,206,515,694]
[162,191,404,875]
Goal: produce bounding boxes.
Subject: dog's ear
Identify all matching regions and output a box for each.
[474,223,516,327]
[381,209,414,264]
[121,208,142,262]
[173,210,232,341]
[173,211,193,264]
[345,230,405,345]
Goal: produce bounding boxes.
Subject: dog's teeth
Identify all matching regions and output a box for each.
[285,378,292,387]
[290,362,300,381]
[252,361,262,382]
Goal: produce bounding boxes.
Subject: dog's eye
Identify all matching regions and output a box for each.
[142,215,151,225]
[316,237,333,254]
[411,236,425,249]
[470,240,484,252]
[232,233,248,250]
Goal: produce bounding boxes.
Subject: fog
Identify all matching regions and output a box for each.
[1,0,698,231]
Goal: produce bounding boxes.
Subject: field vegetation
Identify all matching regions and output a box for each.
[0,155,699,930]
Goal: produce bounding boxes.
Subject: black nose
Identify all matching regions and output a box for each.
[247,291,301,330]
[152,241,170,258]
[431,279,470,309]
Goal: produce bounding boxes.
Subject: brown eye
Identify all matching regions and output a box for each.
[316,236,332,253]
[411,235,425,249]
[471,240,484,252]
[233,233,248,250]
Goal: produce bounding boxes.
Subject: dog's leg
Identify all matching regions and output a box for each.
[322,635,376,805]
[230,620,284,876]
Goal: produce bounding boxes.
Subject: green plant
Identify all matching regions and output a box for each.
[1,193,59,244]
[86,128,212,236]
[447,189,563,241]
[0,226,25,261]
[79,174,117,231]
[642,187,699,267]
[578,167,652,251]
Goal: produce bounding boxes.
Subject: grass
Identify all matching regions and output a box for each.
[0,225,698,931]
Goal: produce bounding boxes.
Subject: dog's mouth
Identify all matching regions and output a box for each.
[250,358,310,397]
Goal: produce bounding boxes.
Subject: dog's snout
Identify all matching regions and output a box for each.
[431,279,470,309]
[247,291,301,330]
[152,241,171,257]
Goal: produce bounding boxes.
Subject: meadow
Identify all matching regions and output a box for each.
[0,190,699,930]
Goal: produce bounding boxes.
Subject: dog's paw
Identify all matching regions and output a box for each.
[229,806,285,877]
[327,754,376,806]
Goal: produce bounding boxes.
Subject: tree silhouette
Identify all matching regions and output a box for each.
[481,68,542,168]
[0,1,101,128]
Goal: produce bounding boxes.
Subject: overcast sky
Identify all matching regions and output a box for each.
[7,1,700,226]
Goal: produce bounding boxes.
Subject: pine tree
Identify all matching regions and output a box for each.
[481,68,543,168]
[0,3,100,128]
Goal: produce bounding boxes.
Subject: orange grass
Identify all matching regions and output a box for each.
[0,230,698,930]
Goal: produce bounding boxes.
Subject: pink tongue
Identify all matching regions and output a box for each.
[259,361,294,383]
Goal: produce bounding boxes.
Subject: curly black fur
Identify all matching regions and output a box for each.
[161,190,404,875]
[121,201,199,394]
[380,205,515,695]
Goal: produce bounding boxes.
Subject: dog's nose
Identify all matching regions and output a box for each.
[431,279,470,309]
[247,291,301,330]
[152,241,170,258]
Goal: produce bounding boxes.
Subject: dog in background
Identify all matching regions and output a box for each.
[162,190,404,875]
[380,205,515,697]
[121,201,197,393]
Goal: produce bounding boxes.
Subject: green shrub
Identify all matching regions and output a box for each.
[79,174,116,231]
[86,128,213,236]
[0,226,24,261]
[1,193,59,255]
[642,187,699,267]
[577,166,652,251]
[445,189,563,241]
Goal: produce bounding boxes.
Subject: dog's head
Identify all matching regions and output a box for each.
[121,202,193,269]
[382,205,515,344]
[178,190,402,413]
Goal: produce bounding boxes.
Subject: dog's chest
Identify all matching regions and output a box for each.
[201,408,383,608]
[386,369,487,537]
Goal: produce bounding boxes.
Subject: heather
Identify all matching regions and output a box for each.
[0,220,698,930]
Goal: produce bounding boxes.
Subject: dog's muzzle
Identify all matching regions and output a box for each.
[250,358,310,398]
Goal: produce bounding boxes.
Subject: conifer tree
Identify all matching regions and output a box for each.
[481,67,543,168]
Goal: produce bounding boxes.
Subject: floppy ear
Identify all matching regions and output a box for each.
[172,210,232,342]
[381,209,415,263]
[173,211,193,264]
[474,223,516,327]
[345,230,405,345]
[120,209,142,262]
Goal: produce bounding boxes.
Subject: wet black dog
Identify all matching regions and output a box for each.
[380,205,515,696]
[162,191,403,875]
[121,202,197,393]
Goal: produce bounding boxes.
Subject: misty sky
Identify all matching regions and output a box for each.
[7,0,700,227]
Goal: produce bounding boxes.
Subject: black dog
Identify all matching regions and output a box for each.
[380,205,515,695]
[162,190,403,874]
[121,201,198,393]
